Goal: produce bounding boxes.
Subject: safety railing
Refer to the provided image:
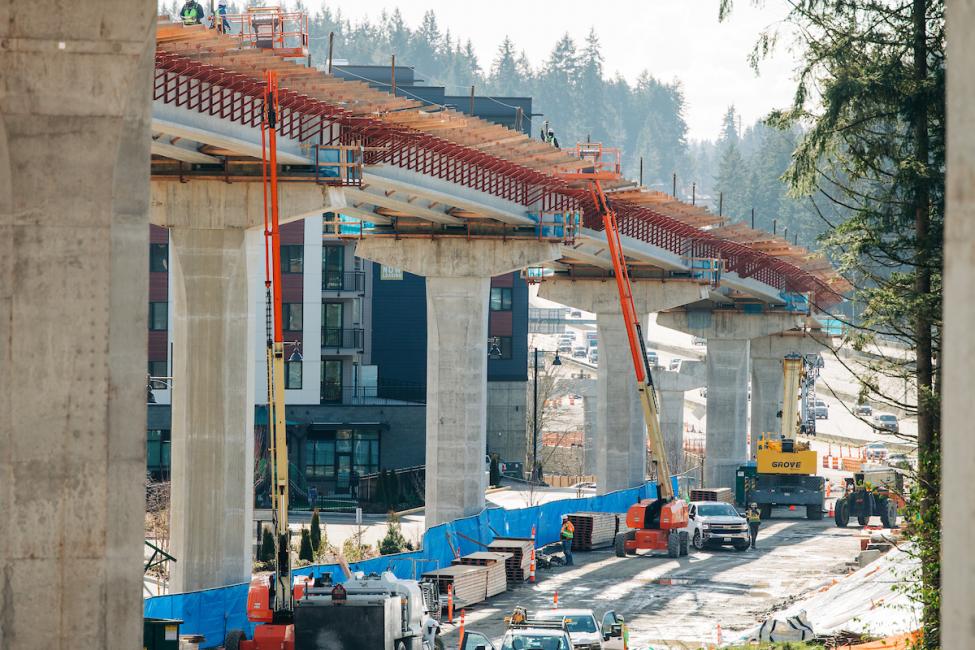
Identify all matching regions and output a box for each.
[320,327,364,351]
[322,270,365,293]
[320,382,426,405]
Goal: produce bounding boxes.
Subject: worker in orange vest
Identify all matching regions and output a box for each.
[560,515,575,566]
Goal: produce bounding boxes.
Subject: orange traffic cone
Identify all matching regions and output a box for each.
[553,590,559,606]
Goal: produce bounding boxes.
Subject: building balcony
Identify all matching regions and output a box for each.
[320,381,426,405]
[322,270,365,295]
[321,327,365,353]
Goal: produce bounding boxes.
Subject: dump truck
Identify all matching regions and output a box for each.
[743,353,825,520]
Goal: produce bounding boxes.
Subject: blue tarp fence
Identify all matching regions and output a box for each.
[145,479,672,647]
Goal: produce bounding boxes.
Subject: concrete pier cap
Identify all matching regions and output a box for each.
[355,238,560,527]
[538,279,709,494]
[657,309,805,489]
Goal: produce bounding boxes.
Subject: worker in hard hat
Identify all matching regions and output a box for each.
[216,0,231,32]
[617,614,630,650]
[179,0,205,25]
[421,613,440,650]
[560,515,575,566]
[745,502,762,549]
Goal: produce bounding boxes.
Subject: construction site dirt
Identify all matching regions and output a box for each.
[438,515,862,648]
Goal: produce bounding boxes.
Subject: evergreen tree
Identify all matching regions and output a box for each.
[298,528,314,563]
[259,527,275,563]
[310,508,322,552]
[713,106,750,220]
[379,513,408,555]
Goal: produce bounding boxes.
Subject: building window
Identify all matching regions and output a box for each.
[495,336,513,360]
[353,430,380,474]
[147,429,171,480]
[285,360,302,389]
[283,303,303,331]
[323,246,345,289]
[490,287,512,311]
[305,436,335,479]
[148,360,168,380]
[149,302,168,331]
[322,359,342,402]
[149,243,168,272]
[281,245,303,273]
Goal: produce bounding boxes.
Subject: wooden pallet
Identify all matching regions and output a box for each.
[690,487,734,504]
[421,564,490,608]
[567,512,620,550]
[453,552,511,599]
[487,537,534,584]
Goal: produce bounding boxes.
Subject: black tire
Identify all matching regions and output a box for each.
[857,513,869,526]
[435,638,445,650]
[733,541,750,551]
[667,531,680,558]
[679,531,689,556]
[880,499,898,529]
[834,499,850,528]
[760,503,772,520]
[225,630,246,650]
[395,641,407,650]
[614,531,632,557]
[806,504,824,521]
[692,529,705,551]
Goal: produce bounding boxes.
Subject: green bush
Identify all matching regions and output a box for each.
[298,528,314,563]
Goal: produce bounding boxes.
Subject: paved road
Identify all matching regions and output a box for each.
[438,514,862,649]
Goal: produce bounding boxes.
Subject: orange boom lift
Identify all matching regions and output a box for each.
[560,144,688,558]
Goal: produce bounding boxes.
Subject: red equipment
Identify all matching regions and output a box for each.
[561,144,688,558]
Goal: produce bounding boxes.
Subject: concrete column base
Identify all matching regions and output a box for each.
[169,228,255,592]
[704,338,751,489]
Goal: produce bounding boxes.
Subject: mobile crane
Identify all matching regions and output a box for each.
[558,145,688,559]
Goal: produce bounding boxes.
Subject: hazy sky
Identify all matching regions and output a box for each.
[306,0,800,141]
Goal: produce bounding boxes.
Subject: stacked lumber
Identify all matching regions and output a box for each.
[566,512,619,550]
[690,487,734,504]
[453,552,511,599]
[421,564,490,608]
[487,537,534,584]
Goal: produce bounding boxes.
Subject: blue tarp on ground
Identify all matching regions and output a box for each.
[145,479,671,647]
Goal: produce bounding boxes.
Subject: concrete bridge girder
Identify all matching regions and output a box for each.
[538,279,710,494]
[656,310,805,489]
[355,238,561,527]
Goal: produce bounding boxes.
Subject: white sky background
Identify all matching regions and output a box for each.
[303,0,800,141]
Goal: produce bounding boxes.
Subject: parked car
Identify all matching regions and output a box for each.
[570,310,582,318]
[871,412,900,433]
[887,453,912,469]
[854,403,873,416]
[558,342,573,354]
[692,336,707,346]
[686,501,751,551]
[534,608,606,650]
[572,347,587,358]
[669,358,683,371]
[864,442,889,461]
[813,399,829,419]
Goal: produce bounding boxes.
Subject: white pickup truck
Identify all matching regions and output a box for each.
[686,501,751,551]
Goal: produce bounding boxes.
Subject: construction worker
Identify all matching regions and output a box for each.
[539,120,560,149]
[560,514,575,566]
[746,502,762,549]
[421,613,440,650]
[617,614,630,650]
[179,0,205,25]
[216,0,231,32]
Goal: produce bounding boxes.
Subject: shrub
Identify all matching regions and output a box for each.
[298,528,314,563]
[310,509,322,552]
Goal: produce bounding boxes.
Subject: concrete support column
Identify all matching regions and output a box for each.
[655,360,706,474]
[539,279,708,494]
[168,228,255,592]
[595,311,647,493]
[748,333,830,452]
[704,338,751,488]
[0,4,156,648]
[657,311,804,489]
[749,355,782,452]
[355,238,559,527]
[943,3,975,643]
[579,378,597,476]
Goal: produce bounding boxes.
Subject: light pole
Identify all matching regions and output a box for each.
[532,347,561,482]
